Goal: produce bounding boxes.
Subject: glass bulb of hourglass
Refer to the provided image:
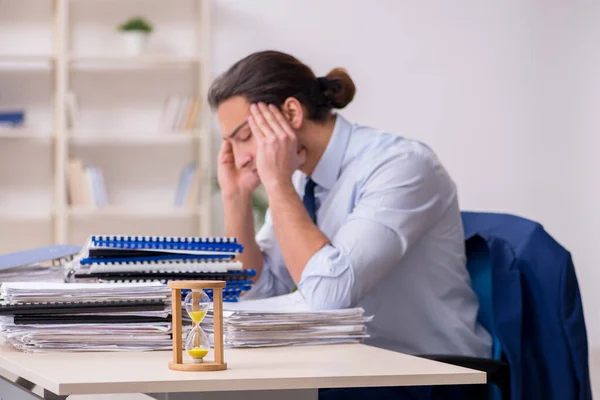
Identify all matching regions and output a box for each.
[185,324,210,363]
[184,289,210,324]
[183,289,211,363]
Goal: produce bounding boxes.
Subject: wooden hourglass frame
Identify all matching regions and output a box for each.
[168,280,227,371]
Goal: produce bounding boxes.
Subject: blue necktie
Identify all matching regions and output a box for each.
[303,178,317,224]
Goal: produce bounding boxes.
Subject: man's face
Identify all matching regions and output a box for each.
[217,96,258,177]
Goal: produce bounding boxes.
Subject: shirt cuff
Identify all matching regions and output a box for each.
[241,262,274,300]
[298,244,354,309]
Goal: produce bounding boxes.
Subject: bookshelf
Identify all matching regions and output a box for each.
[0,0,213,253]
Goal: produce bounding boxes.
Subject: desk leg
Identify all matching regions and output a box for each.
[16,376,36,391]
[147,389,318,400]
[0,373,69,400]
[43,389,67,400]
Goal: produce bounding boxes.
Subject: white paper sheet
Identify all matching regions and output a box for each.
[0,281,170,303]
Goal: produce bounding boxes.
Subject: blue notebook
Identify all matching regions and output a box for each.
[0,245,82,271]
[80,235,244,264]
[88,235,242,252]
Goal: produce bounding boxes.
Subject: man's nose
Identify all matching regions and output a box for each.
[234,148,251,169]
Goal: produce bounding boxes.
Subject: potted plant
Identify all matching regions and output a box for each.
[213,178,269,230]
[117,16,153,55]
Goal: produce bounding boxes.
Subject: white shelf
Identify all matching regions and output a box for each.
[68,206,201,218]
[0,210,53,221]
[0,130,53,141]
[68,131,201,145]
[0,55,54,63]
[68,54,201,69]
[0,55,54,72]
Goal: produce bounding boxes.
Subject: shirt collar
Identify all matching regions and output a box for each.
[310,113,352,191]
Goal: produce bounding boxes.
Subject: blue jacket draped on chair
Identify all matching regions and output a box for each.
[461,211,592,400]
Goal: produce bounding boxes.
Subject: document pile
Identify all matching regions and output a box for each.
[0,264,65,283]
[202,291,373,348]
[0,245,81,284]
[0,281,171,353]
[67,235,254,303]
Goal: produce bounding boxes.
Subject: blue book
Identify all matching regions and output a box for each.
[174,163,195,206]
[0,111,25,127]
[0,245,82,271]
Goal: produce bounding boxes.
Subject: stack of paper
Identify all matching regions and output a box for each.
[201,291,372,348]
[0,282,172,353]
[0,264,65,283]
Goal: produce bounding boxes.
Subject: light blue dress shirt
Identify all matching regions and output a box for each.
[244,114,492,358]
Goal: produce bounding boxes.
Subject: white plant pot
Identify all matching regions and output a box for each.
[121,31,148,55]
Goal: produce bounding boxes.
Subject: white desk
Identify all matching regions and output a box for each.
[0,343,486,400]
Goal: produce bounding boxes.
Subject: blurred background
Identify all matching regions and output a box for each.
[1,0,598,395]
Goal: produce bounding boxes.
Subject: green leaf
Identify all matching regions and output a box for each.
[118,16,153,33]
[212,177,269,227]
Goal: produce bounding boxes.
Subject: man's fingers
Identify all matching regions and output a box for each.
[250,103,275,139]
[258,103,286,138]
[268,104,295,138]
[221,152,234,164]
[219,141,234,163]
[220,140,232,152]
[248,116,263,145]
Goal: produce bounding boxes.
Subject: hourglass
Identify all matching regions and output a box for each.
[167,280,227,371]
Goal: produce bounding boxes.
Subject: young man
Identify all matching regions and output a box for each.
[208,50,491,399]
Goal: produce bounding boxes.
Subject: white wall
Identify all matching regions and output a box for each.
[211,0,600,391]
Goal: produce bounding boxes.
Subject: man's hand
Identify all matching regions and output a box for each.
[247,102,327,285]
[218,127,264,283]
[248,103,307,192]
[217,139,260,200]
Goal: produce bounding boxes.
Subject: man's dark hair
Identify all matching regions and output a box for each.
[207,50,356,121]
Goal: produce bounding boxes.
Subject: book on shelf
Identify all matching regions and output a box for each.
[0,110,25,129]
[67,158,107,208]
[66,160,201,212]
[64,92,200,134]
[174,162,202,208]
[159,95,201,132]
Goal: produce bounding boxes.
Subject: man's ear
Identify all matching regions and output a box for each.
[281,97,304,130]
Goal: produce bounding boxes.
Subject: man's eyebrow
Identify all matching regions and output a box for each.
[227,121,249,139]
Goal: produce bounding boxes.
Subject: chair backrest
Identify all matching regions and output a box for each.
[465,235,502,360]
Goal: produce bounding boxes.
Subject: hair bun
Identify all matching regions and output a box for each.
[320,68,356,109]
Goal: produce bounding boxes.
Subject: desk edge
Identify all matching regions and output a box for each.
[58,371,486,396]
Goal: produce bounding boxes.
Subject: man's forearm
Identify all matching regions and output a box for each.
[267,183,329,284]
[223,194,264,280]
